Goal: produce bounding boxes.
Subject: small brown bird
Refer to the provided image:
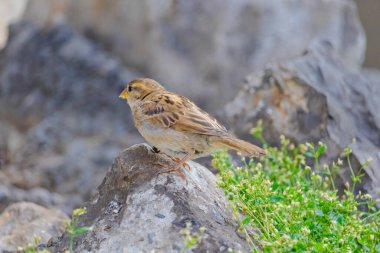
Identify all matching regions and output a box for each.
[119,78,265,175]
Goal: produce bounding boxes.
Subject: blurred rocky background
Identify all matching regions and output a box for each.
[0,0,379,250]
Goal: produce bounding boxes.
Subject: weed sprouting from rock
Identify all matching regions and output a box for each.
[213,131,380,252]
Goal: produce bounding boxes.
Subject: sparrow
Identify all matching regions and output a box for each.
[119,78,265,176]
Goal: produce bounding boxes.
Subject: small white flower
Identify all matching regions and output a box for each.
[364,194,372,200]
[301,227,310,235]
[291,201,300,207]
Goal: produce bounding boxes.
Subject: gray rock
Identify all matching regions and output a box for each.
[0,202,68,252]
[0,0,27,48]
[223,42,380,201]
[356,0,380,69]
[0,185,81,215]
[23,0,365,108]
[48,144,252,253]
[0,22,141,213]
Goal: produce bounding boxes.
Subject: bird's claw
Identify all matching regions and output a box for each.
[170,167,187,180]
[155,161,187,181]
[173,157,191,170]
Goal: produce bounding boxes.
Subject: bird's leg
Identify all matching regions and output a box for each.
[159,150,195,180]
[156,161,187,181]
[172,157,191,170]
[153,149,191,170]
[170,150,195,172]
[158,150,195,180]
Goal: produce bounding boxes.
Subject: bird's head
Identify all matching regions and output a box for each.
[119,78,166,105]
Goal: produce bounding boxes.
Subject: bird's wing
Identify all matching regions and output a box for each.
[140,92,228,136]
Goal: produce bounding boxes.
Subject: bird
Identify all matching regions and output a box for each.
[119,78,265,177]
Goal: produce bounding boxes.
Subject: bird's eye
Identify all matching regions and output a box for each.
[128,86,132,92]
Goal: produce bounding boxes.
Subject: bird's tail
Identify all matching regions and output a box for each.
[217,135,265,157]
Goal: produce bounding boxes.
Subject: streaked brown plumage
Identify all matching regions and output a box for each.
[119,78,265,173]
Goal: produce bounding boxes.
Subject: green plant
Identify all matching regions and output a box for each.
[22,236,50,253]
[180,222,208,251]
[213,129,380,252]
[65,208,92,253]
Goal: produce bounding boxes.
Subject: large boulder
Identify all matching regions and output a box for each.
[22,0,365,108]
[0,0,27,48]
[0,202,68,252]
[0,22,140,213]
[48,144,252,253]
[223,42,380,200]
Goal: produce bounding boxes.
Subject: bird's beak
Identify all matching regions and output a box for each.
[119,88,129,100]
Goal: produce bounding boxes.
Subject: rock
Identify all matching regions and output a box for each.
[22,0,365,108]
[223,42,380,201]
[362,68,380,90]
[0,202,68,252]
[356,0,380,69]
[0,0,27,48]
[0,122,23,170]
[0,185,80,215]
[0,22,141,213]
[48,144,252,253]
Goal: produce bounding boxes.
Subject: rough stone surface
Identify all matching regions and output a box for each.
[48,144,252,253]
[23,0,366,108]
[223,42,380,201]
[0,202,68,252]
[0,22,141,213]
[0,0,27,48]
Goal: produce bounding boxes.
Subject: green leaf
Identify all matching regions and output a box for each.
[185,238,198,248]
[304,151,314,158]
[316,144,326,157]
[271,181,280,190]
[336,214,344,225]
[72,226,92,235]
[269,195,282,203]
[242,216,251,225]
[315,209,324,216]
